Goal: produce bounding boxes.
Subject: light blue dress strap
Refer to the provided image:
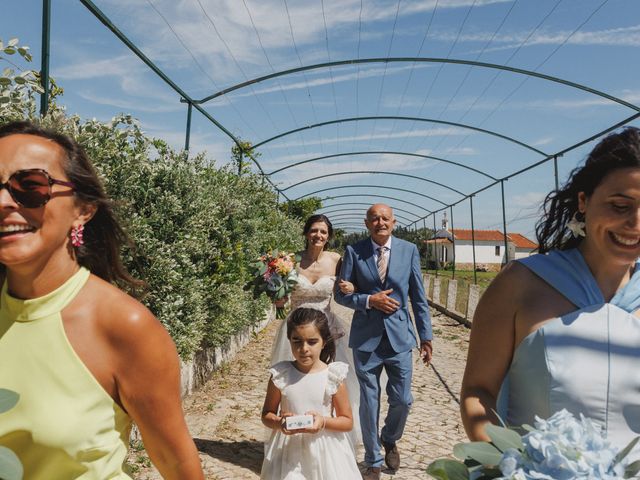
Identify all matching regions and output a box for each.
[516,249,604,309]
[611,261,640,313]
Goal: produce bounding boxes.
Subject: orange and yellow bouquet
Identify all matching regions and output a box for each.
[246,251,299,319]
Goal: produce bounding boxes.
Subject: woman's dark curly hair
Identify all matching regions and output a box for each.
[536,127,640,253]
[0,120,142,291]
[287,307,336,364]
[303,214,333,250]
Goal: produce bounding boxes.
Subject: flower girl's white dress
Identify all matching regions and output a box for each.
[260,361,361,479]
[270,274,361,449]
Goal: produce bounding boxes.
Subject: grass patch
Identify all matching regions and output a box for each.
[425,269,497,290]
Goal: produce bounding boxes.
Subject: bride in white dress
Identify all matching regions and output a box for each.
[271,214,361,449]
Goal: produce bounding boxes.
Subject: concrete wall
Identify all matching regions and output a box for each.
[179,307,275,397]
[514,249,535,259]
[437,241,535,267]
[424,273,485,328]
[451,241,505,264]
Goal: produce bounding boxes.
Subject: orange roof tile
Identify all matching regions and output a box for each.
[508,232,538,249]
[424,229,537,249]
[451,229,505,241]
[424,237,452,244]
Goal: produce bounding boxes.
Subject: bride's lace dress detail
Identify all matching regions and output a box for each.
[270,274,361,449]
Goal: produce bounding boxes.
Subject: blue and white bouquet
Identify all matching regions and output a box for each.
[427,409,640,480]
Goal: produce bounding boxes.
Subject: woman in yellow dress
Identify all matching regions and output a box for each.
[0,121,204,479]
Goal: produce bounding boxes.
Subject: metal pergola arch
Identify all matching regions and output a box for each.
[190,58,639,222]
[317,207,369,217]
[295,185,449,208]
[332,224,366,232]
[411,113,640,227]
[410,114,640,282]
[320,204,420,221]
[321,208,420,223]
[332,220,364,230]
[194,58,640,114]
[281,171,468,197]
[332,222,364,227]
[324,208,418,224]
[255,117,548,158]
[267,151,499,180]
[318,195,429,216]
[73,0,293,200]
[186,57,639,219]
[329,214,413,227]
[34,1,640,282]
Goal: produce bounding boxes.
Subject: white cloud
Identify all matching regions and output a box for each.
[76,90,183,113]
[230,64,433,98]
[55,54,138,80]
[54,53,180,103]
[260,127,468,150]
[268,150,477,193]
[433,24,640,49]
[531,136,555,147]
[94,0,512,86]
[269,152,433,178]
[440,146,477,156]
[516,90,640,110]
[138,118,232,161]
[510,191,546,209]
[383,89,640,114]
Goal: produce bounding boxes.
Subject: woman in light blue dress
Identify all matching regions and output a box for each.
[461,127,640,452]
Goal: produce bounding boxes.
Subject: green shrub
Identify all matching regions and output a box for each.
[71,116,302,358]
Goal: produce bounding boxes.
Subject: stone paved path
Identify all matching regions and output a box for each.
[130,308,470,479]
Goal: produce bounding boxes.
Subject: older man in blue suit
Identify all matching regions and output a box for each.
[335,203,433,480]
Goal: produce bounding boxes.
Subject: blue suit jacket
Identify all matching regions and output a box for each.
[335,236,432,353]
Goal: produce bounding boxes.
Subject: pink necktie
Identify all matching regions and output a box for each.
[377,247,387,283]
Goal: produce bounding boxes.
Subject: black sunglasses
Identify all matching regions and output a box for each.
[0,168,75,208]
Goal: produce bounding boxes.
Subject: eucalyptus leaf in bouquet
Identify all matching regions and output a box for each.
[0,388,22,480]
[427,409,640,480]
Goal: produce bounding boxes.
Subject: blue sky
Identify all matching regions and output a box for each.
[2,0,640,237]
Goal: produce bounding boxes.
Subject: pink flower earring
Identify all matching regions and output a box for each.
[71,224,85,247]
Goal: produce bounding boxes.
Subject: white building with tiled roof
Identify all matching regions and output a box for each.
[424,215,537,270]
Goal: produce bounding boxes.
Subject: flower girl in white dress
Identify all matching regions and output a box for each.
[261,307,361,479]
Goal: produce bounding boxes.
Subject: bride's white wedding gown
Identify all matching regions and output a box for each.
[270,274,362,449]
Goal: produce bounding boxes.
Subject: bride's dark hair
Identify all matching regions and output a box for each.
[303,214,333,250]
[287,307,336,364]
[536,127,640,254]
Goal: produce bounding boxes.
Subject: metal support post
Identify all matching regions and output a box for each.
[500,180,509,265]
[40,0,51,116]
[450,205,455,279]
[423,218,427,271]
[553,155,559,191]
[433,213,438,278]
[470,196,477,285]
[184,101,193,153]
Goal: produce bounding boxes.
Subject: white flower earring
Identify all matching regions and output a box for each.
[567,212,586,238]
